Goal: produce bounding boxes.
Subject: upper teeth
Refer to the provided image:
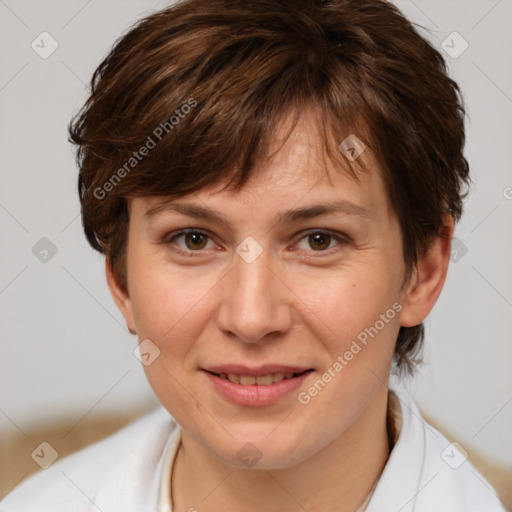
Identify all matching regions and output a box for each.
[219,372,296,385]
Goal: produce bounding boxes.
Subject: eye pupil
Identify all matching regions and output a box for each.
[185,232,207,250]
[309,233,330,251]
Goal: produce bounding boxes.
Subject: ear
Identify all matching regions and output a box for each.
[399,215,454,327]
[105,258,137,334]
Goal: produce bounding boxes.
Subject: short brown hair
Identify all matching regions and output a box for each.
[69,0,469,373]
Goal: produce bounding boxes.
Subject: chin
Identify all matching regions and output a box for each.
[212,429,307,470]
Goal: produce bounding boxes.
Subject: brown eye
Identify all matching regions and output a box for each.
[184,232,208,250]
[294,230,346,255]
[167,229,215,253]
[308,232,332,251]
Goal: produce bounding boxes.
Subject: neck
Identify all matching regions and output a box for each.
[172,387,391,512]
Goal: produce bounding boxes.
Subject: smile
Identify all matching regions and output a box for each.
[203,369,314,406]
[209,371,309,386]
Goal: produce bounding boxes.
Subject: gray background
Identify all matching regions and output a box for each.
[1,0,511,469]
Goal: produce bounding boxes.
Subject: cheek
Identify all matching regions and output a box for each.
[291,266,401,350]
[293,271,400,426]
[127,245,215,340]
[127,262,219,417]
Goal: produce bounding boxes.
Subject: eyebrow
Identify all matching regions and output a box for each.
[144,199,371,228]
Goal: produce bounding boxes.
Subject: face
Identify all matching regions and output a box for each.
[108,111,443,471]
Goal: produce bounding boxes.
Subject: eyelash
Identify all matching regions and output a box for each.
[163,228,349,258]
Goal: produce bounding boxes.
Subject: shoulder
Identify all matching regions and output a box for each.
[0,406,178,512]
[368,388,506,512]
[418,412,506,512]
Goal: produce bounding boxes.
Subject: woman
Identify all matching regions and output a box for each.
[1,0,505,510]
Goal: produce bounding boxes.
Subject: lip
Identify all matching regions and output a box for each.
[202,364,312,377]
[202,369,314,407]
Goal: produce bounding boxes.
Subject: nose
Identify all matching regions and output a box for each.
[216,247,293,344]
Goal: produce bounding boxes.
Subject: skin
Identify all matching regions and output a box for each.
[107,110,453,512]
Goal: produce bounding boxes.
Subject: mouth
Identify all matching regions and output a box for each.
[202,367,315,406]
[203,369,314,386]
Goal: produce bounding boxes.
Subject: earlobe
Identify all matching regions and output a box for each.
[399,215,454,327]
[105,258,137,334]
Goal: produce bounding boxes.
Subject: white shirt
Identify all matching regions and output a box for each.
[0,388,506,512]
